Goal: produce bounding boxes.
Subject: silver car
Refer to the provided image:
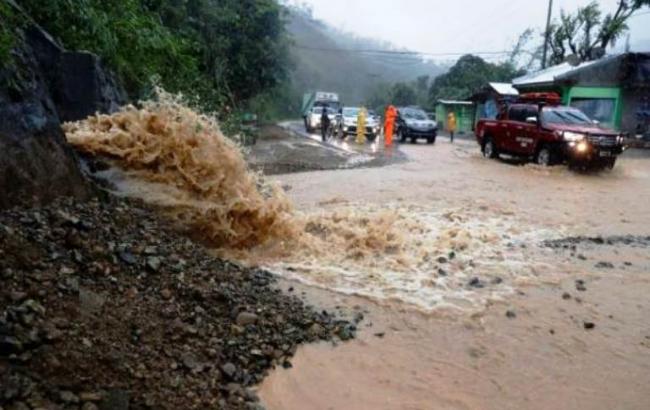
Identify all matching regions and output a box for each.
[336,107,381,141]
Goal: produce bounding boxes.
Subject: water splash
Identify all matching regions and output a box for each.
[65,91,559,312]
[64,90,296,249]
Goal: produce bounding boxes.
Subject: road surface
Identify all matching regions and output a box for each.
[258,138,650,410]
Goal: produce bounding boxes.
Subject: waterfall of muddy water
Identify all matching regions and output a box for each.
[65,92,559,312]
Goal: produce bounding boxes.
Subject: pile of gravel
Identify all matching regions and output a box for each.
[0,197,357,410]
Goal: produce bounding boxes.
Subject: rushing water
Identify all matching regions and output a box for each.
[65,92,564,312]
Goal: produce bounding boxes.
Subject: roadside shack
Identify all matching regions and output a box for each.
[435,100,475,134]
[470,82,519,129]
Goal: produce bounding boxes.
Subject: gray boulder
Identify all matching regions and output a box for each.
[0,14,126,209]
[0,28,89,209]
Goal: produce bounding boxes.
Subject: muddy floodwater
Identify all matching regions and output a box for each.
[258,139,650,410]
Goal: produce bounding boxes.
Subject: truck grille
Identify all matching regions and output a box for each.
[588,134,617,147]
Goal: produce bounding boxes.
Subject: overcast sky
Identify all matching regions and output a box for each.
[295,0,650,62]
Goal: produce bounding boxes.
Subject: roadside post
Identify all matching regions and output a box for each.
[357,107,367,144]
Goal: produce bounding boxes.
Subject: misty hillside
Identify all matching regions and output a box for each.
[286,7,445,105]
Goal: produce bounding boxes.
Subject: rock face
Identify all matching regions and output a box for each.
[54,50,126,122]
[0,20,126,210]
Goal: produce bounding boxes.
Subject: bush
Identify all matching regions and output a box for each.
[17,0,290,119]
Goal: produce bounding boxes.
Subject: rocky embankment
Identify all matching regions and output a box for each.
[0,2,125,210]
[0,197,357,410]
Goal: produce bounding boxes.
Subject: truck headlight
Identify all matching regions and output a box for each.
[576,141,589,153]
[564,131,586,142]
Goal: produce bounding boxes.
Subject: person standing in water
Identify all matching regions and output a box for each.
[384,105,397,146]
[320,105,331,142]
[447,111,457,143]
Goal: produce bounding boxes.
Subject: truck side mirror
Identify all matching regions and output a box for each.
[525,116,538,124]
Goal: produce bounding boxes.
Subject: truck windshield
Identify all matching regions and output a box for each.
[541,107,593,125]
[401,108,427,120]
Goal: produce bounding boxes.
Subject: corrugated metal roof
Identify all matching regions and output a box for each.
[489,83,519,95]
[488,82,519,95]
[512,59,602,86]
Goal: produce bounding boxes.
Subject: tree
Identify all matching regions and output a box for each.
[548,0,650,65]
[413,75,430,107]
[18,0,290,112]
[428,55,524,106]
[391,82,417,106]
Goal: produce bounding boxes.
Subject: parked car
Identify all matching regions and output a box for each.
[305,106,338,133]
[335,107,381,141]
[302,91,340,132]
[395,106,438,144]
[475,93,625,170]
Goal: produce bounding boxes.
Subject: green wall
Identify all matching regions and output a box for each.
[564,86,622,129]
[436,104,475,133]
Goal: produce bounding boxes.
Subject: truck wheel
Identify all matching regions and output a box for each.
[398,129,406,143]
[605,158,617,170]
[535,146,553,166]
[427,136,435,144]
[483,137,498,159]
[410,136,417,144]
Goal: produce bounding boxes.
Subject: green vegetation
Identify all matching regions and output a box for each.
[546,0,650,65]
[285,5,443,110]
[367,77,429,112]
[16,0,290,114]
[428,55,524,105]
[0,1,16,64]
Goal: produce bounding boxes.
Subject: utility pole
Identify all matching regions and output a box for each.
[541,0,554,69]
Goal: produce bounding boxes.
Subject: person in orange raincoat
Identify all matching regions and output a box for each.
[384,105,397,146]
[447,111,457,143]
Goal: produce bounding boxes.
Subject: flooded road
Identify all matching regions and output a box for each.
[64,100,650,409]
[259,138,650,409]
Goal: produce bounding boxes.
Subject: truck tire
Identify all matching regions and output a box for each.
[410,136,417,144]
[427,136,436,144]
[535,145,554,166]
[483,137,498,159]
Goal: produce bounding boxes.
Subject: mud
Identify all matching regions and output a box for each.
[542,234,650,249]
[258,140,650,409]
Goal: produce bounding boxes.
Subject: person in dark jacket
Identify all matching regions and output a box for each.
[320,105,331,141]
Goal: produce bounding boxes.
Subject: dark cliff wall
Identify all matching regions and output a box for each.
[0,22,126,209]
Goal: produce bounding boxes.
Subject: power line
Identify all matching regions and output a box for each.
[293,44,515,58]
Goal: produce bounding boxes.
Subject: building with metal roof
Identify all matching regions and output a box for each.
[512,53,650,135]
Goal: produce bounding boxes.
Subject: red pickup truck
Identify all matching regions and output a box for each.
[475,93,625,170]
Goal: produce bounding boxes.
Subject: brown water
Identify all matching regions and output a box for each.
[65,95,558,313]
[260,266,650,410]
[65,98,650,409]
[64,90,295,249]
[256,140,650,410]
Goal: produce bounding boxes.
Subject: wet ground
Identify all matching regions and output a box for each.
[257,137,650,409]
[246,123,406,174]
